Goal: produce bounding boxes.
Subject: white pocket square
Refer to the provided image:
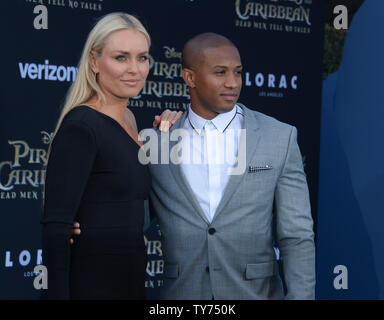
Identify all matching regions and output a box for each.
[249,165,273,173]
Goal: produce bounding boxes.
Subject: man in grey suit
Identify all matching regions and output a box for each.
[146,32,315,300]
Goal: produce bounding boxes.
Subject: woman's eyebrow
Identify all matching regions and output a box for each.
[112,50,149,55]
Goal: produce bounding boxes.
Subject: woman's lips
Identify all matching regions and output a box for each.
[121,79,140,86]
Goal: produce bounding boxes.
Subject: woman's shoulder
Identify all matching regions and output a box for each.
[56,106,100,145]
[62,105,100,128]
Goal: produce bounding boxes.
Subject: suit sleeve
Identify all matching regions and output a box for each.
[274,126,316,300]
[41,120,97,299]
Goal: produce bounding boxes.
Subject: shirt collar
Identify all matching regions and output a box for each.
[187,104,239,134]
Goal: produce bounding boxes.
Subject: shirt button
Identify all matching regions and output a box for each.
[208,228,216,235]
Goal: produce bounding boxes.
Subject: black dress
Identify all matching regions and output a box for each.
[41,105,151,299]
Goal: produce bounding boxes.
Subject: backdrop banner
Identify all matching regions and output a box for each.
[0,0,324,299]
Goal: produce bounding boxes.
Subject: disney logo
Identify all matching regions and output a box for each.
[163,46,182,60]
[41,131,54,144]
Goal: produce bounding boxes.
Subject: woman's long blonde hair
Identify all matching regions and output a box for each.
[43,13,150,206]
[52,12,151,139]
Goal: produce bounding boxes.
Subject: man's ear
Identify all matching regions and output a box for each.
[89,50,99,74]
[182,68,196,88]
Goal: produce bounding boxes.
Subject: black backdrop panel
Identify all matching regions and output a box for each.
[0,0,324,299]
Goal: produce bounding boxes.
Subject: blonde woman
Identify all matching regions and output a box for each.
[41,12,181,299]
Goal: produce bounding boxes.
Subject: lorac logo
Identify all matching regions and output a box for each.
[235,0,312,34]
[244,71,299,98]
[3,249,43,276]
[0,131,52,200]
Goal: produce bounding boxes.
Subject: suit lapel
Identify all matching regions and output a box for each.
[211,105,261,223]
[167,112,210,225]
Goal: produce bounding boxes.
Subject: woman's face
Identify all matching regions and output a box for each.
[90,29,150,101]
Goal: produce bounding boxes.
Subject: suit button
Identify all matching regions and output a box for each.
[208,228,216,235]
[206,266,210,273]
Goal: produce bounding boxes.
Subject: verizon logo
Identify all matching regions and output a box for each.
[18,60,78,82]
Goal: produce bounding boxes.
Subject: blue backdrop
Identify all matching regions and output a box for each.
[317,0,384,299]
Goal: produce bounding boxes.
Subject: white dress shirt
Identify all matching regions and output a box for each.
[180,104,244,222]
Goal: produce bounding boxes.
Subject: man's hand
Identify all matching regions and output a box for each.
[153,110,183,132]
[70,221,81,245]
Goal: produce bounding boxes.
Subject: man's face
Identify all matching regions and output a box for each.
[191,45,242,117]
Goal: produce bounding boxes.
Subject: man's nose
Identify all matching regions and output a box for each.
[225,73,240,88]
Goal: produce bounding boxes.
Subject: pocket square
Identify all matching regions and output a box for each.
[249,165,273,173]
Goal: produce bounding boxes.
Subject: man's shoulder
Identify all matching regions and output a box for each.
[237,103,294,133]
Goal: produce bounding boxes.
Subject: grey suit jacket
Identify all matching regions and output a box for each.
[148,104,315,300]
